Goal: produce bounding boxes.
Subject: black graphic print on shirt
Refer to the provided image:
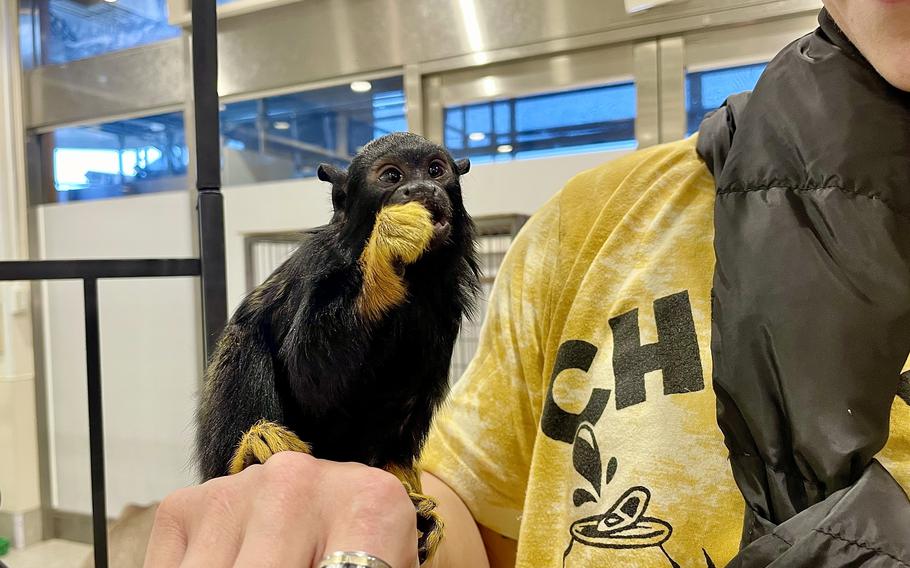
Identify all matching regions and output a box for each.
[542,291,716,567]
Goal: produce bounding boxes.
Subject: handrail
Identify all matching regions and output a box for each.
[0,259,207,568]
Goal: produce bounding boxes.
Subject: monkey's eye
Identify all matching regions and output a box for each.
[379,167,403,184]
[428,161,446,178]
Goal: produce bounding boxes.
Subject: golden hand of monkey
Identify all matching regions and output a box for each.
[228,420,312,475]
[369,202,435,264]
[358,202,435,321]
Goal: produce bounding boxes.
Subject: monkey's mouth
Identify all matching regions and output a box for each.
[429,209,452,247]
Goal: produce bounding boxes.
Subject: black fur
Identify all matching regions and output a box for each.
[197,133,479,480]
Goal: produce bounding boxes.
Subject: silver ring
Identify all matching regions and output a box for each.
[318,550,393,568]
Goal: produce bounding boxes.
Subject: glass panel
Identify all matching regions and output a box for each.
[30,111,188,203]
[685,62,767,135]
[443,81,636,164]
[19,0,179,68]
[220,76,406,185]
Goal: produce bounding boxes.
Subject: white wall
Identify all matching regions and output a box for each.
[36,191,202,515]
[223,149,631,309]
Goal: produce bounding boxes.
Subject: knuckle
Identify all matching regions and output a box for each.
[336,467,417,557]
[364,468,405,497]
[157,487,191,519]
[267,449,314,472]
[357,469,414,521]
[261,451,316,495]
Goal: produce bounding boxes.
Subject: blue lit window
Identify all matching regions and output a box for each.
[444,82,636,164]
[220,77,407,184]
[33,111,188,203]
[19,0,179,68]
[686,63,767,134]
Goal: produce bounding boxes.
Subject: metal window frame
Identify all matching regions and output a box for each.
[683,13,819,73]
[24,38,188,130]
[421,42,644,146]
[217,68,405,107]
[27,110,192,206]
[23,0,823,132]
[654,12,820,142]
[217,69,408,185]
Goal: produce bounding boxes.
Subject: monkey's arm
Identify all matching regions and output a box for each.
[197,321,298,480]
[358,202,434,321]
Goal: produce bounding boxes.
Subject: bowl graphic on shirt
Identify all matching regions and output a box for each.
[570,486,672,548]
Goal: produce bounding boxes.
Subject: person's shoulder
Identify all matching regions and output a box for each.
[562,137,706,200]
[556,136,711,230]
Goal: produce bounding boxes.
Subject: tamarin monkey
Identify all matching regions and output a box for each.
[196,132,479,563]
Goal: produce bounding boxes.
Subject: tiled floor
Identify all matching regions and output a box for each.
[2,539,91,568]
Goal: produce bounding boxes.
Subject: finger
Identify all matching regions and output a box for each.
[320,470,418,568]
[230,499,318,568]
[178,511,244,568]
[231,453,322,567]
[179,473,252,568]
[144,491,191,568]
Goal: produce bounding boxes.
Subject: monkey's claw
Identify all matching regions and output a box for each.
[228,420,311,475]
[410,490,444,565]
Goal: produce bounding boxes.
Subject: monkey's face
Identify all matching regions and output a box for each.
[363,150,462,248]
[317,133,472,254]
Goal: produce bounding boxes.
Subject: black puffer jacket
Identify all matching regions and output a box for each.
[698,8,910,567]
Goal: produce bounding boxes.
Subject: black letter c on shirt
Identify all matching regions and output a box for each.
[541,340,611,444]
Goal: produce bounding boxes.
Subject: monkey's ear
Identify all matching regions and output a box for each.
[317,163,347,186]
[455,158,471,176]
[317,163,349,213]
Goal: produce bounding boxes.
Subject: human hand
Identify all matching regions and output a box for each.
[144,451,418,568]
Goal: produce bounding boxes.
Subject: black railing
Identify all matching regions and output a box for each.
[0,260,206,568]
[0,0,225,566]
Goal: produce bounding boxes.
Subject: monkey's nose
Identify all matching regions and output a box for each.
[391,184,438,205]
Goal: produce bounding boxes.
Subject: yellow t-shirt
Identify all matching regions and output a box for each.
[422,136,910,568]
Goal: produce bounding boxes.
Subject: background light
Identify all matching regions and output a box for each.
[497,144,513,153]
[273,121,291,130]
[350,81,372,93]
[469,132,486,141]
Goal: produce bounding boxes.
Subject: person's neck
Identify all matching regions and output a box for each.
[817,8,867,65]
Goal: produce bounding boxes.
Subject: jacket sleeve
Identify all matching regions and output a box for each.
[710,148,910,564]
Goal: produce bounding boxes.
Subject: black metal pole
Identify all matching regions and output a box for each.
[83,278,108,568]
[192,0,228,360]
